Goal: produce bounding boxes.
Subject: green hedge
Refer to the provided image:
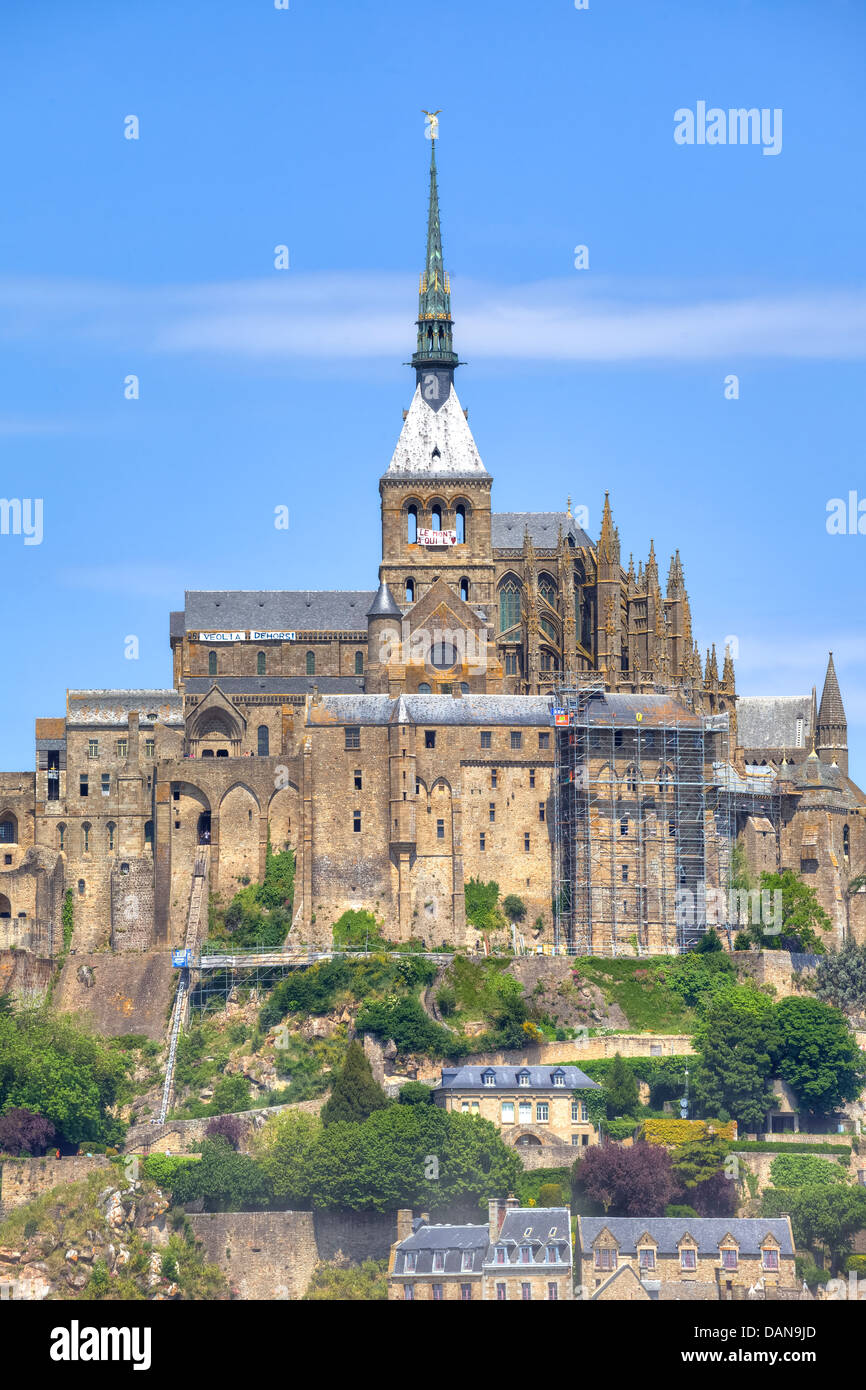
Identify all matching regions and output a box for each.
[729,1140,852,1156]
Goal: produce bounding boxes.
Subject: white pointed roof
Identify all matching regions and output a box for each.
[385,383,489,478]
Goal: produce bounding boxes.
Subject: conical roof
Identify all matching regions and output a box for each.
[366,579,403,619]
[817,651,846,726]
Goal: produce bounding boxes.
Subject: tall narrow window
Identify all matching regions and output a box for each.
[459,577,470,602]
[455,504,466,543]
[257,651,266,675]
[208,651,217,676]
[353,810,361,833]
[354,651,364,674]
[144,820,154,849]
[306,651,315,675]
[82,823,91,852]
[58,824,66,851]
[431,504,442,531]
[257,725,269,756]
[407,505,418,544]
[499,580,521,633]
[107,823,115,851]
[405,578,415,603]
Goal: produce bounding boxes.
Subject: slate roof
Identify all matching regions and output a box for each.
[169,611,185,640]
[66,691,184,727]
[577,1217,794,1257]
[437,1065,600,1092]
[492,511,593,551]
[384,383,489,479]
[183,590,375,633]
[391,1223,490,1276]
[391,1208,573,1275]
[495,1208,572,1248]
[736,696,812,750]
[306,693,554,728]
[184,676,365,696]
[366,579,403,618]
[818,652,846,726]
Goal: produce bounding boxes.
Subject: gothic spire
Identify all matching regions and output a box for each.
[817,651,846,727]
[411,130,458,385]
[598,492,619,565]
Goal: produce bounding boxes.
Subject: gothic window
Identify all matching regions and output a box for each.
[540,650,559,672]
[257,725,270,756]
[459,577,470,601]
[0,817,16,844]
[505,651,519,676]
[208,651,217,676]
[306,651,315,675]
[539,574,557,607]
[405,578,415,603]
[257,651,266,675]
[354,651,364,674]
[407,505,418,544]
[499,579,521,634]
[625,765,639,793]
[540,617,558,643]
[144,820,154,849]
[455,505,466,543]
[431,642,458,670]
[431,504,442,531]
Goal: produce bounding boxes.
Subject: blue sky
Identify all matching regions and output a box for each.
[1,0,864,782]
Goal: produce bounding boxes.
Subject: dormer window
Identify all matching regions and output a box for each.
[461,1251,473,1272]
[721,1247,738,1271]
[404,1252,417,1273]
[518,1070,531,1087]
[638,1247,656,1270]
[680,1248,697,1271]
[495,1247,506,1265]
[519,1246,532,1264]
[762,1248,779,1271]
[482,1070,496,1087]
[432,1251,444,1272]
[552,1069,565,1086]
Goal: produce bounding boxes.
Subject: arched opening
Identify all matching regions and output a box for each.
[144,820,154,850]
[0,894,10,919]
[405,578,415,603]
[257,725,270,756]
[455,504,466,543]
[257,651,267,675]
[197,812,211,845]
[539,573,557,607]
[515,1133,543,1148]
[540,650,559,672]
[499,578,522,634]
[407,505,418,544]
[57,823,66,852]
[202,748,214,757]
[208,651,218,677]
[82,822,91,853]
[459,577,470,602]
[431,504,442,531]
[306,651,315,675]
[418,682,432,694]
[0,814,17,844]
[354,650,364,674]
[107,822,116,852]
[843,824,850,857]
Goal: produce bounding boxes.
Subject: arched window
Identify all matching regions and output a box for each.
[540,617,558,643]
[257,725,270,756]
[430,641,458,670]
[107,822,116,851]
[405,578,415,603]
[77,879,85,897]
[539,575,557,607]
[306,651,315,675]
[0,894,10,918]
[407,505,418,544]
[144,820,154,849]
[208,651,217,677]
[625,766,639,794]
[0,816,16,844]
[499,579,521,633]
[82,822,91,853]
[455,505,466,543]
[843,824,850,857]
[540,650,559,672]
[459,577,470,602]
[418,682,432,694]
[431,504,442,531]
[58,823,66,852]
[257,651,266,675]
[354,651,364,674]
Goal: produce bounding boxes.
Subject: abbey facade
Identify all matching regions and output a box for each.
[1,140,864,978]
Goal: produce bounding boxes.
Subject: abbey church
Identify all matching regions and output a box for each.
[1,136,864,989]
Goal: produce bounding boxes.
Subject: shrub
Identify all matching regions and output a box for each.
[464,879,504,932]
[769,1154,847,1190]
[332,909,387,951]
[436,986,457,1017]
[665,1204,698,1218]
[0,1107,56,1156]
[537,1182,564,1207]
[205,1114,246,1149]
[502,895,526,924]
[397,1082,434,1106]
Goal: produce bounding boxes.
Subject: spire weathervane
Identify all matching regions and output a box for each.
[410,109,458,399]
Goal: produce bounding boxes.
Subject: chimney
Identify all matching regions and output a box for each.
[506,1193,519,1209]
[126,710,140,765]
[396,1208,413,1243]
[488,1197,506,1242]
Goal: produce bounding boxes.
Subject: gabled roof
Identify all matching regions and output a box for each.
[492,511,592,551]
[437,1065,600,1092]
[384,383,489,479]
[577,1217,794,1257]
[65,691,184,728]
[183,590,375,633]
[736,695,812,750]
[306,693,554,728]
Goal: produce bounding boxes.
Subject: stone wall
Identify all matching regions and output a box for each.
[110,857,154,950]
[54,948,175,1040]
[0,1155,111,1211]
[188,1210,318,1300]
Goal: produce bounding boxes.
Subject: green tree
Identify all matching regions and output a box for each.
[0,1007,127,1147]
[774,995,865,1113]
[695,927,723,954]
[303,1259,388,1300]
[604,1053,639,1118]
[769,1154,847,1190]
[320,1040,390,1127]
[502,895,527,924]
[752,869,833,953]
[397,1081,434,1105]
[464,879,504,932]
[254,1110,320,1204]
[691,986,778,1131]
[815,939,866,1014]
[764,1186,866,1272]
[168,1137,270,1211]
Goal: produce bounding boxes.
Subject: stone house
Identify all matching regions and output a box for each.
[433,1064,600,1155]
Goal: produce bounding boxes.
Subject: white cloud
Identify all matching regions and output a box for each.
[1,273,866,364]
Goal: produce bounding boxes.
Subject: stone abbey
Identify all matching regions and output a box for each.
[1,136,864,991]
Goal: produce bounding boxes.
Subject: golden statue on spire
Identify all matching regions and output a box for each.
[422,109,441,140]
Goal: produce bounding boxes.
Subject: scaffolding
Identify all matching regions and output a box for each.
[552,681,733,955]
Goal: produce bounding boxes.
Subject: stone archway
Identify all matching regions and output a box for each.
[218,783,262,898]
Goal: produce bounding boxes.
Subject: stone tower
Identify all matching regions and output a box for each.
[816,651,848,774]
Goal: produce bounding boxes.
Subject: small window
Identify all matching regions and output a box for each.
[405,578,415,603]
[77,879,85,896]
[721,1248,738,1270]
[432,1283,443,1301]
[107,823,115,851]
[460,1283,472,1301]
[680,1248,697,1271]
[480,731,491,749]
[102,773,110,795]
[257,651,266,675]
[431,505,442,531]
[404,1284,414,1301]
[88,739,99,759]
[257,725,270,756]
[518,1071,530,1087]
[79,776,88,798]
[621,865,628,882]
[144,820,154,848]
[668,819,676,838]
[639,1248,656,1270]
[620,817,628,836]
[538,732,549,749]
[536,1101,549,1122]
[407,505,418,544]
[459,578,470,602]
[145,738,155,758]
[614,730,623,748]
[552,1071,565,1086]
[306,651,315,675]
[511,731,522,750]
[432,1251,444,1272]
[529,768,535,788]
[505,651,518,676]
[345,727,361,750]
[418,682,431,694]
[520,1246,532,1265]
[489,803,495,823]
[208,651,218,676]
[524,833,530,852]
[82,823,91,852]
[479,832,486,851]
[461,1252,473,1272]
[354,770,362,791]
[116,739,127,758]
[547,1282,558,1301]
[501,1101,514,1123]
[58,825,66,851]
[436,818,445,840]
[404,1252,417,1273]
[491,769,497,788]
[353,810,361,833]
[354,651,364,674]
[455,504,466,543]
[521,1283,531,1301]
[762,1248,779,1271]
[496,1282,506,1300]
[538,802,545,821]
[482,1070,496,1087]
[425,731,436,749]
